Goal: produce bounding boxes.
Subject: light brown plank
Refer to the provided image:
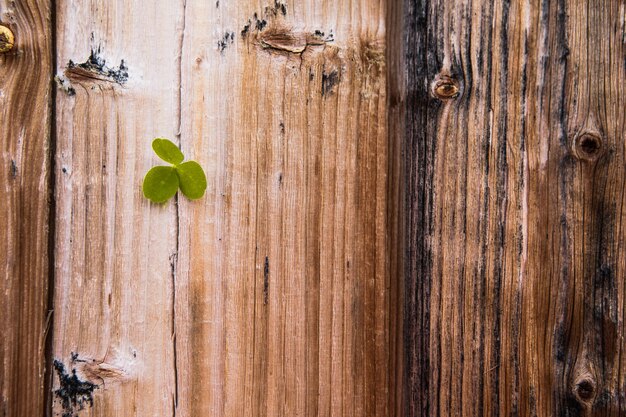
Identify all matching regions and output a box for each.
[49,0,397,416]
[50,0,181,415]
[174,1,395,416]
[0,1,53,416]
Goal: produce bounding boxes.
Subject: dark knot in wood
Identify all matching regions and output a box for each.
[574,378,596,403]
[573,132,603,161]
[431,75,460,100]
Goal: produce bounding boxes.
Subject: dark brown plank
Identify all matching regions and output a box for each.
[404,0,626,415]
[173,1,395,416]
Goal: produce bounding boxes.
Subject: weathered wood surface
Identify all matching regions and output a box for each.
[404,0,626,416]
[175,1,395,415]
[50,0,397,416]
[0,1,53,416]
[51,0,179,415]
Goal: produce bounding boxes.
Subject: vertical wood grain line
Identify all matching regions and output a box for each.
[43,0,58,415]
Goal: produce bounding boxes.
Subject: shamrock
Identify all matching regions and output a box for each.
[142,138,207,203]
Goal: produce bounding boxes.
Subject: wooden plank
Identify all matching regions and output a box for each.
[50,1,181,415]
[404,0,626,415]
[173,1,395,416]
[0,1,53,416]
[50,0,398,416]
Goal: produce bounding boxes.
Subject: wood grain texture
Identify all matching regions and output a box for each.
[0,1,53,416]
[51,0,180,415]
[404,0,626,416]
[174,1,395,416]
[50,0,397,416]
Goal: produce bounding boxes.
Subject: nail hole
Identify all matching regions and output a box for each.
[431,75,460,100]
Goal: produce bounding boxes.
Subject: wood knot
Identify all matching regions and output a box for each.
[573,378,597,403]
[571,364,598,407]
[258,27,327,55]
[81,361,127,383]
[0,25,15,53]
[431,75,460,100]
[573,132,603,161]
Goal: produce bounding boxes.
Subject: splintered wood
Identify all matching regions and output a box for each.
[50,0,397,416]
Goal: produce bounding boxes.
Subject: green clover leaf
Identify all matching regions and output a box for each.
[152,138,185,165]
[177,161,208,199]
[143,166,179,203]
[142,138,207,203]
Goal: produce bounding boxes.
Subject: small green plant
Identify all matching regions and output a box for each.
[142,138,207,203]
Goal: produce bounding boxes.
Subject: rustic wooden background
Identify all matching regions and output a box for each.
[2,0,626,416]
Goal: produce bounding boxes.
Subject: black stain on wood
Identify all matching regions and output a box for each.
[218,31,235,53]
[241,2,287,37]
[54,75,76,96]
[255,18,268,32]
[321,69,340,96]
[53,359,98,417]
[263,256,269,305]
[274,0,287,16]
[488,1,513,412]
[66,46,128,84]
[404,0,435,415]
[242,13,266,33]
[10,159,17,179]
[241,20,252,37]
[555,0,569,146]
[313,30,334,43]
[265,0,287,17]
[529,386,537,416]
[554,322,568,362]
